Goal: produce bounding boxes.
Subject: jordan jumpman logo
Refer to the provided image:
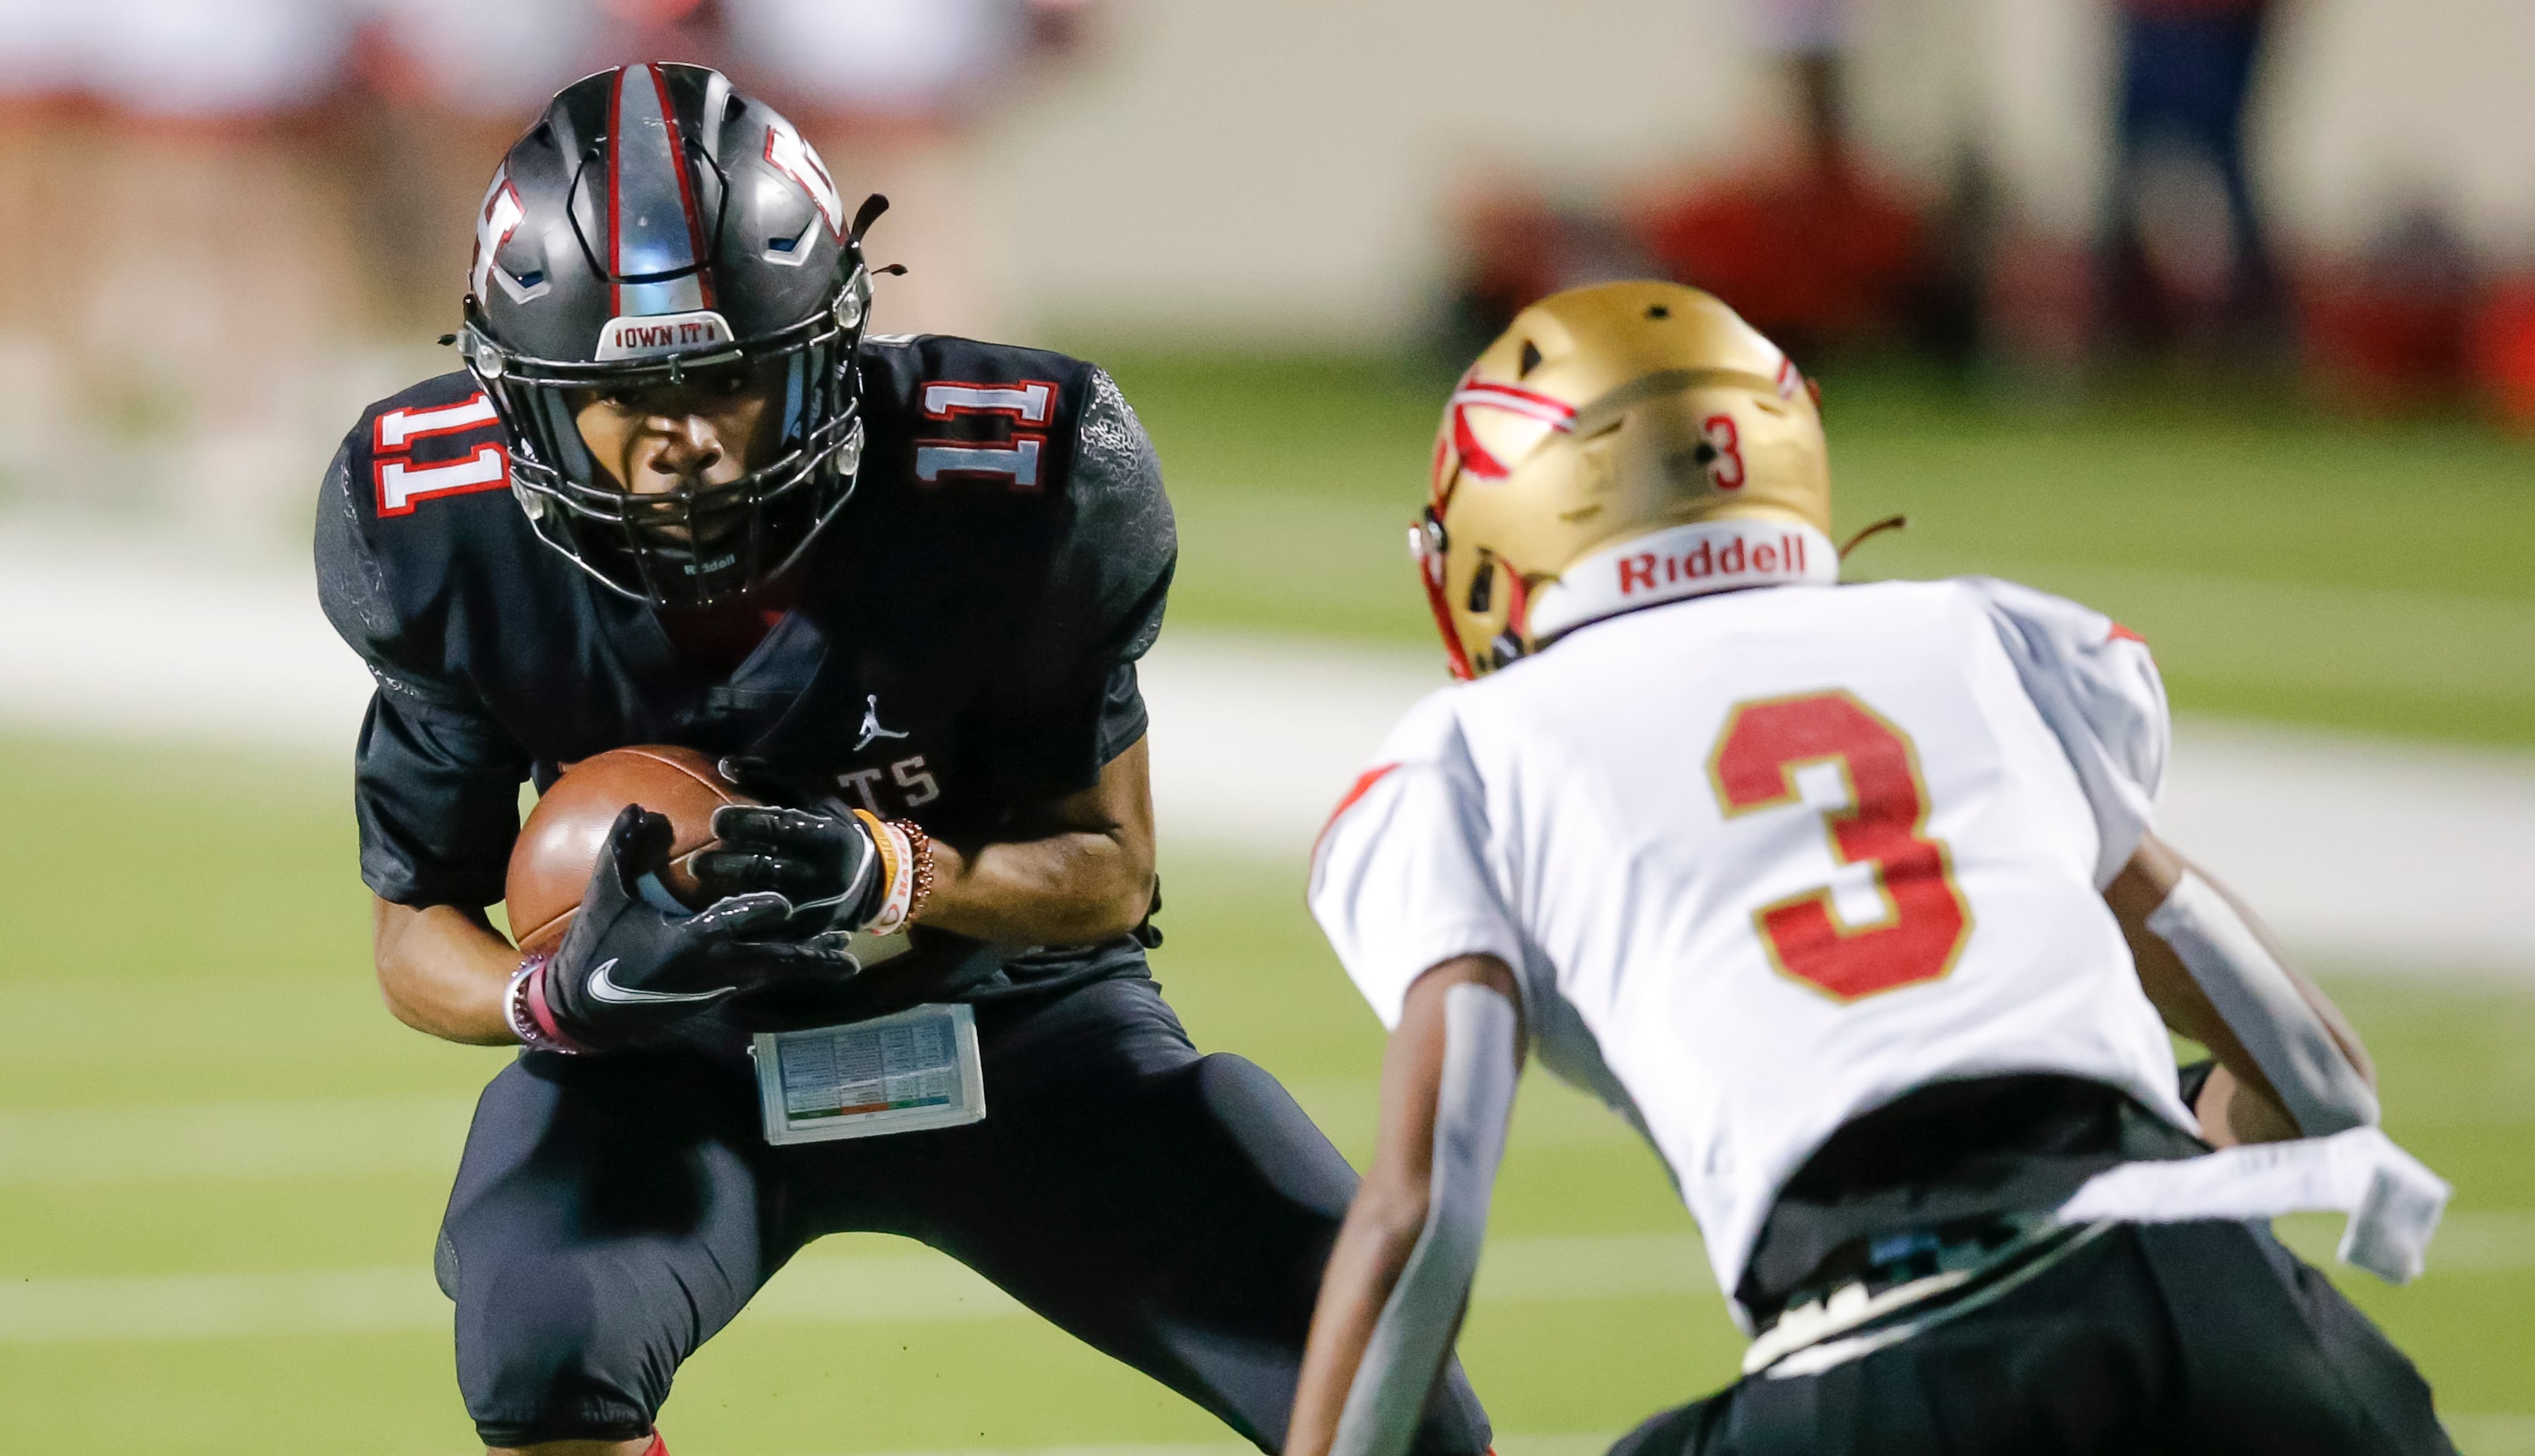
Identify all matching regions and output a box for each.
[855,694,910,752]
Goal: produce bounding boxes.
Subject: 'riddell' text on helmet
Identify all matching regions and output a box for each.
[1415,281,1837,679]
[460,63,877,609]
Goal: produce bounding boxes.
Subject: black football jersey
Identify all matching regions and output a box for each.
[316,333,1175,1009]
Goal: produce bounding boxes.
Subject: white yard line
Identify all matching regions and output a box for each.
[2447,1416,2535,1456]
[2,1219,2529,1344]
[0,530,364,753]
[4,527,2532,975]
[1137,630,2535,978]
[0,1233,1692,1344]
[0,1077,1645,1187]
[0,1095,475,1186]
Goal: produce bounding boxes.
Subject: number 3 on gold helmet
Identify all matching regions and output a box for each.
[1414,281,1836,679]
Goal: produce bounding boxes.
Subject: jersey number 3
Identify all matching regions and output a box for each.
[1708,690,1970,1001]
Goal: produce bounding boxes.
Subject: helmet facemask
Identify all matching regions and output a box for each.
[463,264,869,609]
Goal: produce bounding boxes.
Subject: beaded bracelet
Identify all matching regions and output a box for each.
[506,954,585,1055]
[889,818,937,925]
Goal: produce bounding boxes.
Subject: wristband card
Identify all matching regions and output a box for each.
[751,1003,985,1145]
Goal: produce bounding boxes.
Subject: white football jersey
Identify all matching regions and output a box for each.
[1310,577,2197,1323]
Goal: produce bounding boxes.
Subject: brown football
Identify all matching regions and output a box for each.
[504,745,755,956]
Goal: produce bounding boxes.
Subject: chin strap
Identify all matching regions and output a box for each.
[1837,514,1907,559]
[1331,984,1519,1456]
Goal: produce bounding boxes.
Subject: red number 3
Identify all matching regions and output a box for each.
[1708,691,1971,1001]
[1702,413,1746,490]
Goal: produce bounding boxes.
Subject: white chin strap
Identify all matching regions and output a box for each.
[2147,871,2379,1137]
[1331,984,1519,1456]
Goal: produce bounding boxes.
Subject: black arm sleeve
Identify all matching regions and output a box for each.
[314,434,531,907]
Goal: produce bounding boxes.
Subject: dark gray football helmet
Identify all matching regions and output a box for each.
[458,63,880,608]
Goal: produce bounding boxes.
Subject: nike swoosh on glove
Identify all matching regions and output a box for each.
[537,806,854,1051]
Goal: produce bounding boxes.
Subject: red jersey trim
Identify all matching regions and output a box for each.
[1314,763,1402,862]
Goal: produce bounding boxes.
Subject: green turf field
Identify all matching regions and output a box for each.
[0,734,2529,1454]
[2,357,2530,1451]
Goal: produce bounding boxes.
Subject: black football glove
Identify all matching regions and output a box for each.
[536,806,853,1051]
[694,804,891,937]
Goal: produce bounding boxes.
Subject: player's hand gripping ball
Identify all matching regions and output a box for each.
[538,806,855,1050]
[503,746,855,1052]
[506,745,751,954]
[695,804,897,936]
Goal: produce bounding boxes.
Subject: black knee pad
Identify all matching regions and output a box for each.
[451,1233,673,1447]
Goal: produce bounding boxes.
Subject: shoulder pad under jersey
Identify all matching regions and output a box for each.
[315,370,542,706]
[1961,575,2169,885]
[858,336,1176,667]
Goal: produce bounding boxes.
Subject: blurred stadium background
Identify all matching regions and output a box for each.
[0,0,2529,1451]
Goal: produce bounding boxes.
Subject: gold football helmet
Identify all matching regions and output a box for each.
[1415,281,1836,678]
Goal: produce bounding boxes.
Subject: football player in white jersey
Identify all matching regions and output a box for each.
[1287,282,2457,1456]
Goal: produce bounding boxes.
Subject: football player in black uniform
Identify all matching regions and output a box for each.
[316,64,1493,1456]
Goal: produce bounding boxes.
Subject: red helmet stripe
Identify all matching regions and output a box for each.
[645,63,715,309]
[1501,561,1532,642]
[1448,381,1577,426]
[1451,404,1511,481]
[1443,379,1576,482]
[1421,564,1476,681]
[604,66,626,316]
[606,64,712,315]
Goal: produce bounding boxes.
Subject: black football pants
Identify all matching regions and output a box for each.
[1611,1219,2454,1456]
[434,975,1493,1451]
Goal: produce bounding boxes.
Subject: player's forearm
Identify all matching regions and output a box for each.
[2191,1062,2302,1147]
[2209,875,2374,1087]
[1293,963,1460,1456]
[2109,833,2375,1139]
[912,737,1156,945]
[916,831,1153,944]
[2114,885,2300,1133]
[1296,960,1521,1456]
[1290,1185,1429,1456]
[371,897,521,1046]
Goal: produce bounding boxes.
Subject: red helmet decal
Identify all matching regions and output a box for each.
[1445,379,1576,483]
